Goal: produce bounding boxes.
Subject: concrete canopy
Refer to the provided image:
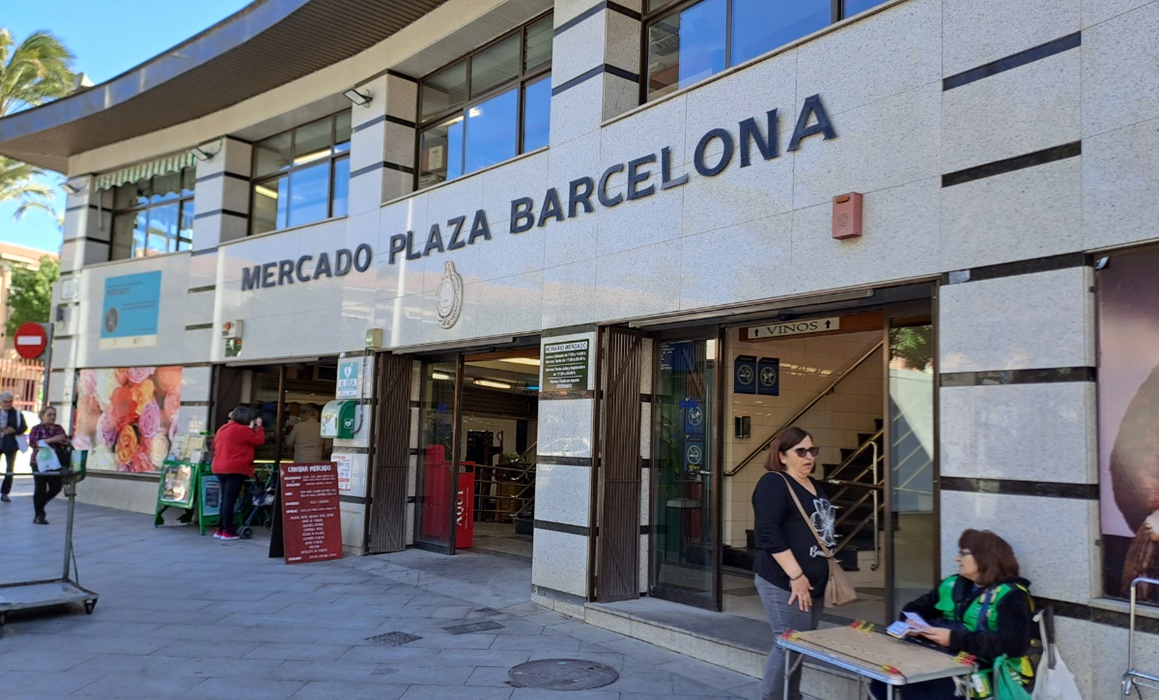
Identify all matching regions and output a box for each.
[0,0,447,173]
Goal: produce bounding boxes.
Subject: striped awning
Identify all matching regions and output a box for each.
[94,152,197,191]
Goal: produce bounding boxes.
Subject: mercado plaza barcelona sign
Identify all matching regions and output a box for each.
[240,95,837,292]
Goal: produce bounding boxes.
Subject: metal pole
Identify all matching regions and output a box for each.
[62,474,76,580]
[40,323,53,409]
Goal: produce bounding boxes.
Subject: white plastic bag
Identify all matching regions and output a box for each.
[15,434,27,453]
[1032,609,1083,700]
[35,440,62,472]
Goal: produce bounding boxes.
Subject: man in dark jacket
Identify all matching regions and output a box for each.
[0,392,28,502]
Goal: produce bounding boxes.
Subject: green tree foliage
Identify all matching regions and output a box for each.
[6,256,59,336]
[889,326,933,372]
[0,28,76,216]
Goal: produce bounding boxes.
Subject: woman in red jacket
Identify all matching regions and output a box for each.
[212,405,264,541]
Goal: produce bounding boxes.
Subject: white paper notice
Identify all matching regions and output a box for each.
[334,453,352,492]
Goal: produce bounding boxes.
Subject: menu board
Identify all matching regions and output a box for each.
[279,462,343,564]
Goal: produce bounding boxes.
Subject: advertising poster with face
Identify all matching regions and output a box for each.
[1097,248,1159,603]
[71,366,182,473]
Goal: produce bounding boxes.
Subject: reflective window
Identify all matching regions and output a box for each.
[645,0,884,101]
[109,167,195,260]
[417,13,552,189]
[250,113,351,235]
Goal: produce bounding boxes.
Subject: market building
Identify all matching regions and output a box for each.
[1,0,1157,694]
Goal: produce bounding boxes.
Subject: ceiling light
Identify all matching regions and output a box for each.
[254,184,279,199]
[498,358,541,366]
[431,372,452,381]
[474,379,512,390]
[292,149,331,166]
[342,87,373,107]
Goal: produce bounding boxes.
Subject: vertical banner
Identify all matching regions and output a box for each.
[757,357,780,396]
[734,355,757,394]
[99,271,162,349]
[279,462,343,564]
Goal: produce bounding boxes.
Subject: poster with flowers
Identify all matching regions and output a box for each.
[72,366,181,473]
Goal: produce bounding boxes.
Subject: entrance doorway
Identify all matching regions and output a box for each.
[643,293,936,625]
[412,346,541,557]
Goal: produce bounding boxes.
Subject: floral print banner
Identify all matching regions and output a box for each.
[72,366,181,472]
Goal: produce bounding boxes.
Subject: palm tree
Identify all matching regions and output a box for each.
[0,28,76,216]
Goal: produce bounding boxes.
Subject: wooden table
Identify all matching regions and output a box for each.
[775,625,976,699]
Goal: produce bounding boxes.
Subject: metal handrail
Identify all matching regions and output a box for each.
[826,436,882,570]
[1123,577,1159,697]
[725,340,884,477]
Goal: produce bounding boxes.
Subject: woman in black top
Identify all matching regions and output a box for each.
[752,426,837,700]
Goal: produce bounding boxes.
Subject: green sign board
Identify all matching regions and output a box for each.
[542,339,590,392]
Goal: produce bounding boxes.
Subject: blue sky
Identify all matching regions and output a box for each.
[0,1,252,254]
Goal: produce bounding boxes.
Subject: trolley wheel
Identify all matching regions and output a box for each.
[239,526,254,540]
[84,599,97,614]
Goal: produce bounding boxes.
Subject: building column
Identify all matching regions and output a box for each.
[191,136,252,250]
[531,329,599,616]
[549,1,643,146]
[348,72,418,214]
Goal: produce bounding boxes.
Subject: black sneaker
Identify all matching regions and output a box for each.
[1,494,10,502]
[33,514,48,525]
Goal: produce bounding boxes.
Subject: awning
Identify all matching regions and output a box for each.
[94,152,198,191]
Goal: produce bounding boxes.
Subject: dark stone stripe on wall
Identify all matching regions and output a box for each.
[552,64,640,96]
[179,401,210,407]
[195,171,250,184]
[65,203,101,212]
[88,470,158,482]
[191,247,219,257]
[337,446,370,454]
[943,252,1089,285]
[940,477,1098,500]
[353,114,388,133]
[940,366,1096,387]
[387,70,418,83]
[407,495,416,503]
[386,115,417,129]
[539,455,593,467]
[942,142,1081,188]
[339,495,367,505]
[534,519,590,536]
[554,1,642,37]
[639,525,651,535]
[184,323,214,331]
[193,208,248,220]
[350,161,415,178]
[943,33,1081,91]
[188,285,216,294]
[1038,596,1159,636]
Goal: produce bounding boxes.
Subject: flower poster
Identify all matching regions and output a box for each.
[72,366,181,473]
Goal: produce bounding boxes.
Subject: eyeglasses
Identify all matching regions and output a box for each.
[958,549,972,557]
[790,447,820,458]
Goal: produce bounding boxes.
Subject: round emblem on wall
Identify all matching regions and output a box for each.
[436,261,464,329]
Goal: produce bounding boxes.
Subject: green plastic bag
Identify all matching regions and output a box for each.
[993,655,1034,700]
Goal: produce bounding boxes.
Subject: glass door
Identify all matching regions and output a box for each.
[651,333,720,608]
[414,358,463,553]
[885,309,936,619]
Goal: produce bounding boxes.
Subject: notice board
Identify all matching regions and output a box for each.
[542,339,590,391]
[279,462,344,564]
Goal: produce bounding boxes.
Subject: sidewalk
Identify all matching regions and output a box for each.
[0,478,761,699]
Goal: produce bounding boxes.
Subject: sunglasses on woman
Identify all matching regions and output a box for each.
[790,447,820,458]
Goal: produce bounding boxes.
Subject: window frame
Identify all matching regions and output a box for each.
[415,11,553,190]
[642,0,868,103]
[249,112,352,236]
[109,168,196,260]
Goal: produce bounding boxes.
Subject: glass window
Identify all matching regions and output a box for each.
[250,112,351,234]
[731,0,829,65]
[522,76,551,152]
[471,34,521,98]
[524,16,553,71]
[421,61,467,122]
[464,89,519,174]
[108,167,195,260]
[417,13,552,189]
[419,117,464,189]
[647,0,727,100]
[646,0,875,101]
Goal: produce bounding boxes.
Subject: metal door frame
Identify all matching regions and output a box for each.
[411,353,465,555]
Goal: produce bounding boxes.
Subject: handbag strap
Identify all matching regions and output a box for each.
[776,472,834,558]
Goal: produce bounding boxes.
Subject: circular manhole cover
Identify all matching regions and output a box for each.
[508,658,619,691]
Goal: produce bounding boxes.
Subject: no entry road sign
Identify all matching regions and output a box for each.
[14,322,48,359]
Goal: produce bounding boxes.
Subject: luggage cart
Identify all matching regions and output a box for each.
[0,467,98,634]
[1123,576,1159,697]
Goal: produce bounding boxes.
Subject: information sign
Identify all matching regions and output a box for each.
[734,355,757,395]
[757,357,780,396]
[333,453,352,492]
[336,358,362,399]
[745,317,841,339]
[542,340,590,391]
[14,322,47,359]
[99,271,162,349]
[279,462,343,564]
